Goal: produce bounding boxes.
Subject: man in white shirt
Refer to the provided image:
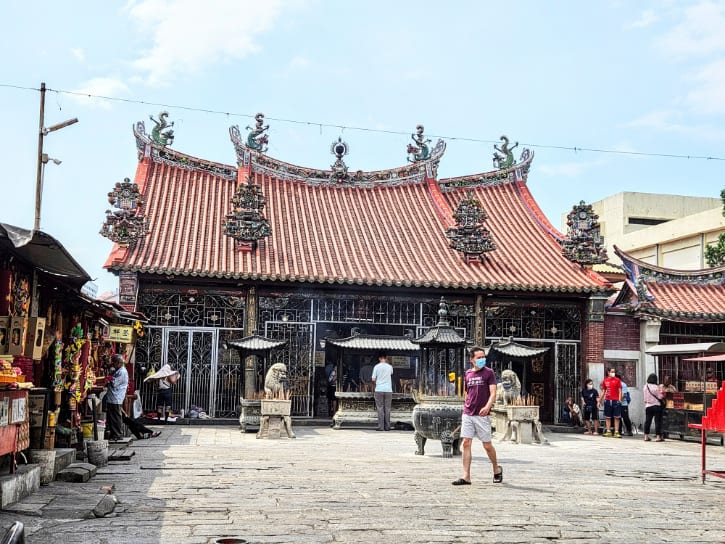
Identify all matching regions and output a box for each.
[371,354,394,431]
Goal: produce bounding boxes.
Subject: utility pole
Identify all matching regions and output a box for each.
[33,81,78,231]
[33,82,46,231]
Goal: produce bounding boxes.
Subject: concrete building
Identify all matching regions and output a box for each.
[586,192,723,269]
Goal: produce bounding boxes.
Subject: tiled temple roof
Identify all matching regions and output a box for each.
[104,129,611,295]
[612,246,725,322]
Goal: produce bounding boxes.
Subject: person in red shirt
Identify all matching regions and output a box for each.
[599,367,623,438]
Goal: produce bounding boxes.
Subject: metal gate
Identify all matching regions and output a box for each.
[264,321,315,417]
[135,326,244,418]
[555,342,580,423]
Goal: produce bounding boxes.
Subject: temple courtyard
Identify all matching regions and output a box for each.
[0,424,723,543]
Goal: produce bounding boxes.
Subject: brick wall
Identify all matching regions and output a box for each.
[581,320,605,364]
[604,314,639,350]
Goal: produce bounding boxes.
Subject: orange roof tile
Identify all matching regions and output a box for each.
[613,246,725,322]
[105,138,611,294]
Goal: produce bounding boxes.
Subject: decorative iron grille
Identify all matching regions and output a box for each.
[485,303,581,341]
[555,342,579,424]
[421,300,475,339]
[312,297,420,324]
[264,321,315,417]
[137,290,245,328]
[136,326,244,418]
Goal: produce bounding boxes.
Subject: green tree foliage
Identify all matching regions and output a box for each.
[704,188,725,267]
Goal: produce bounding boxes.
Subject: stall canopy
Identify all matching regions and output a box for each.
[0,223,91,288]
[646,342,725,355]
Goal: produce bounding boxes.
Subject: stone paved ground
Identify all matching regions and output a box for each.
[0,425,723,543]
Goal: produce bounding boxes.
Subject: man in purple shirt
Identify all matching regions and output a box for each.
[452,347,503,485]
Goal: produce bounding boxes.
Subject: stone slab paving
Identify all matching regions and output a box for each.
[0,426,723,543]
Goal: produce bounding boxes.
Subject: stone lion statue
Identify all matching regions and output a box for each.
[496,369,522,406]
[264,362,288,399]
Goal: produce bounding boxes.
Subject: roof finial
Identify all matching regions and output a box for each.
[246,113,269,152]
[407,124,431,162]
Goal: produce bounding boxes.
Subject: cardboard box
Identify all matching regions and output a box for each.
[0,316,9,355]
[24,317,46,359]
[8,316,25,356]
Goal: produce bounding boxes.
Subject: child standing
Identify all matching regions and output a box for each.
[580,378,600,435]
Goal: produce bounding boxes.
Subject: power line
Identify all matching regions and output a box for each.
[3,82,725,162]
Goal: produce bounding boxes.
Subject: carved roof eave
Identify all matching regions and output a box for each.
[438,149,535,192]
[615,245,725,285]
[243,139,447,188]
[106,265,611,294]
[133,122,237,180]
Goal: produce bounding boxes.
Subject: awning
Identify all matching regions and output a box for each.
[224,335,288,353]
[0,223,91,288]
[325,334,419,352]
[682,354,725,362]
[645,342,725,355]
[490,338,550,358]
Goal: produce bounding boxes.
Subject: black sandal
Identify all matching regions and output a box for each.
[451,478,471,486]
[493,467,503,483]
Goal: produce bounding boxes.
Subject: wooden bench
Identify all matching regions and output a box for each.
[688,380,725,484]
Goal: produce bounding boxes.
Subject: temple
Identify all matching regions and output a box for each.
[103,115,613,423]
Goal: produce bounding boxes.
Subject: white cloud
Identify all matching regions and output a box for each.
[68,77,130,109]
[625,109,725,140]
[624,110,684,131]
[125,0,286,86]
[626,9,658,29]
[686,59,725,114]
[71,48,86,62]
[657,1,725,58]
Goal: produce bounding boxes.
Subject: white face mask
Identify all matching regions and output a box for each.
[609,372,616,377]
[587,384,593,389]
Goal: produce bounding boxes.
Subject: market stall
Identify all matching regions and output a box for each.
[646,342,725,443]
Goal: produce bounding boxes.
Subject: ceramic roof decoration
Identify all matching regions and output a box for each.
[612,245,725,322]
[104,119,612,295]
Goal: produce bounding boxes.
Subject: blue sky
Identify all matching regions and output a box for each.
[2,0,724,295]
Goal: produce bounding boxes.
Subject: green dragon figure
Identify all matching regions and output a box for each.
[246,113,269,152]
[149,111,175,146]
[492,135,519,169]
[407,124,431,162]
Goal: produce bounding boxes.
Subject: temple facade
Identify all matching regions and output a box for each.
[102,115,613,423]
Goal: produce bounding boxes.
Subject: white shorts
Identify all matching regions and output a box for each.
[461,413,492,442]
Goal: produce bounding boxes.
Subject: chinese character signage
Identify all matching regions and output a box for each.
[118,271,138,309]
[108,324,134,343]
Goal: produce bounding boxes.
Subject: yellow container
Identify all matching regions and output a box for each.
[82,422,94,438]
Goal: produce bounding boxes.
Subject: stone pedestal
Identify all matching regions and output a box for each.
[492,405,547,444]
[239,398,261,432]
[332,392,415,430]
[412,396,463,458]
[257,400,295,439]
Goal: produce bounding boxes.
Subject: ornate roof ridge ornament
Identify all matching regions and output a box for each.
[492,135,518,170]
[149,111,175,146]
[223,175,271,251]
[438,148,534,192]
[445,190,496,263]
[407,124,431,163]
[100,177,149,248]
[330,137,350,182]
[561,200,608,267]
[246,113,269,152]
